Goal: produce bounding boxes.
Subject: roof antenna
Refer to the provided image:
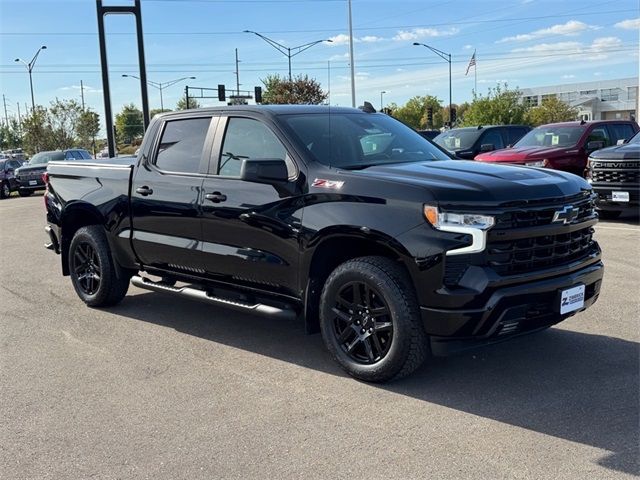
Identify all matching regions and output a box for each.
[359,101,376,113]
[580,118,586,125]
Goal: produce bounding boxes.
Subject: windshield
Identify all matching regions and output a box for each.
[515,125,585,148]
[29,151,65,165]
[281,112,449,169]
[434,130,480,151]
[629,131,640,144]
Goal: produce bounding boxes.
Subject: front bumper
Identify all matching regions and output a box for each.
[592,184,639,210]
[421,260,603,350]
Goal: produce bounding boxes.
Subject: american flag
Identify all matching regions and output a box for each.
[465,51,476,76]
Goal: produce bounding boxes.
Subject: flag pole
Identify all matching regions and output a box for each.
[474,51,477,95]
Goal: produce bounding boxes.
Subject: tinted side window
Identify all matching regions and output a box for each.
[609,124,635,144]
[218,117,289,177]
[480,129,505,150]
[155,117,211,173]
[587,126,611,147]
[507,128,528,146]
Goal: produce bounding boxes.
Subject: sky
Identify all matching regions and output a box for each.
[0,0,638,129]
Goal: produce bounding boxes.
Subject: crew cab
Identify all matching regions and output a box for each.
[44,106,604,382]
[475,120,638,177]
[587,131,640,219]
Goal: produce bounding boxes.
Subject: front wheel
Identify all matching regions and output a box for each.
[319,256,428,382]
[69,225,131,307]
[0,182,10,199]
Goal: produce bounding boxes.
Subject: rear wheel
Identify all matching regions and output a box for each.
[319,256,428,382]
[69,225,131,307]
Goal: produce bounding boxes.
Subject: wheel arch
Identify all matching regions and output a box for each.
[301,227,416,334]
[59,202,106,275]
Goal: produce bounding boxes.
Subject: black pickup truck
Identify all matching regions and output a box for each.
[44,105,603,382]
[587,131,640,219]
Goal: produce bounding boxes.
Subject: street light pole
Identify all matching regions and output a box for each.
[413,42,452,126]
[14,45,47,112]
[380,90,386,111]
[244,30,332,82]
[122,75,195,112]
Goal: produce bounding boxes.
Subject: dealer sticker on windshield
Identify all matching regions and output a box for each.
[560,284,585,314]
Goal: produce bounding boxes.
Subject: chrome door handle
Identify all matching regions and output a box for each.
[135,186,153,196]
[205,192,227,203]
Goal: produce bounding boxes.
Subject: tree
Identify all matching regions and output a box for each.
[261,74,327,105]
[76,110,100,152]
[0,120,22,150]
[462,83,530,126]
[115,104,144,144]
[47,98,84,149]
[526,96,578,125]
[150,108,171,118]
[176,97,200,110]
[388,95,443,130]
[22,106,55,153]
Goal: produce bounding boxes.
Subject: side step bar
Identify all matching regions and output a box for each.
[130,275,297,320]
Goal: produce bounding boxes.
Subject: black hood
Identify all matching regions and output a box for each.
[356,160,590,205]
[589,142,640,161]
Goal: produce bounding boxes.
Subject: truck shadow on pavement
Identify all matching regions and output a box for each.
[112,292,638,477]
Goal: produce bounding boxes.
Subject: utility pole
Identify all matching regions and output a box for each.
[327,60,331,105]
[80,80,85,110]
[3,94,8,126]
[235,48,241,96]
[347,0,356,107]
[17,102,21,124]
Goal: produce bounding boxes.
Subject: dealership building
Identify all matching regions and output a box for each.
[520,77,638,122]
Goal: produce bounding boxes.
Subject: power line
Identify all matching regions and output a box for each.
[0,9,634,36]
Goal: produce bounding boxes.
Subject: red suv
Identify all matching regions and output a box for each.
[475,120,639,176]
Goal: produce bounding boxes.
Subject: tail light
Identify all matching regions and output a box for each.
[42,172,49,184]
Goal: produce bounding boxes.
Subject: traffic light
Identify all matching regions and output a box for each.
[217,84,226,102]
[427,107,434,127]
[254,86,262,104]
[450,107,457,125]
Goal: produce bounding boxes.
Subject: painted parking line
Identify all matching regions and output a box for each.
[595,225,640,232]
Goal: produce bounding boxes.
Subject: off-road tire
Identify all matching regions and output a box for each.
[319,256,429,382]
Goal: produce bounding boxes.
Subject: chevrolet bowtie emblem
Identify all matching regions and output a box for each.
[552,205,579,224]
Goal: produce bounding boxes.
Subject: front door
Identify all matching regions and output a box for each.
[130,114,216,272]
[200,115,304,296]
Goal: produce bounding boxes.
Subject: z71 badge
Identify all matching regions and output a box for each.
[312,178,345,189]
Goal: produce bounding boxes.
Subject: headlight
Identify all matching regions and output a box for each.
[525,160,545,167]
[423,205,495,256]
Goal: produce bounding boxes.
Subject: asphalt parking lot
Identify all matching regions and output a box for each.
[1,193,638,480]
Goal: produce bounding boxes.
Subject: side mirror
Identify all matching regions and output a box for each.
[586,140,605,152]
[480,143,495,152]
[240,158,289,184]
[616,138,627,145]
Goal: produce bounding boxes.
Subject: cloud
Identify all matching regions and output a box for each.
[360,35,384,43]
[497,20,596,43]
[59,84,102,94]
[392,27,458,41]
[511,37,623,61]
[615,18,640,30]
[328,33,350,46]
[561,74,576,79]
[591,36,623,50]
[511,41,582,53]
[329,52,350,61]
[463,44,473,50]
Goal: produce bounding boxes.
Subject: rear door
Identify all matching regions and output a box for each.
[199,114,304,296]
[130,113,217,272]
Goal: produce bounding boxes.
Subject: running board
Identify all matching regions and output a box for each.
[130,275,296,319]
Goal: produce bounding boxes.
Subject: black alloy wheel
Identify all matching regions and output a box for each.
[331,281,393,364]
[72,242,102,295]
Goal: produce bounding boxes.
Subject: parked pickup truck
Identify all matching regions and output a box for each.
[44,105,604,382]
[475,120,638,177]
[587,131,640,219]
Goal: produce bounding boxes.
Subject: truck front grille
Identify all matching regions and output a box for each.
[487,227,596,276]
[591,167,640,184]
[494,193,595,229]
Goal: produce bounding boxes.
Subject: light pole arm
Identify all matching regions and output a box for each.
[290,39,331,58]
[244,30,290,57]
[162,77,195,89]
[122,74,161,89]
[414,42,450,63]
